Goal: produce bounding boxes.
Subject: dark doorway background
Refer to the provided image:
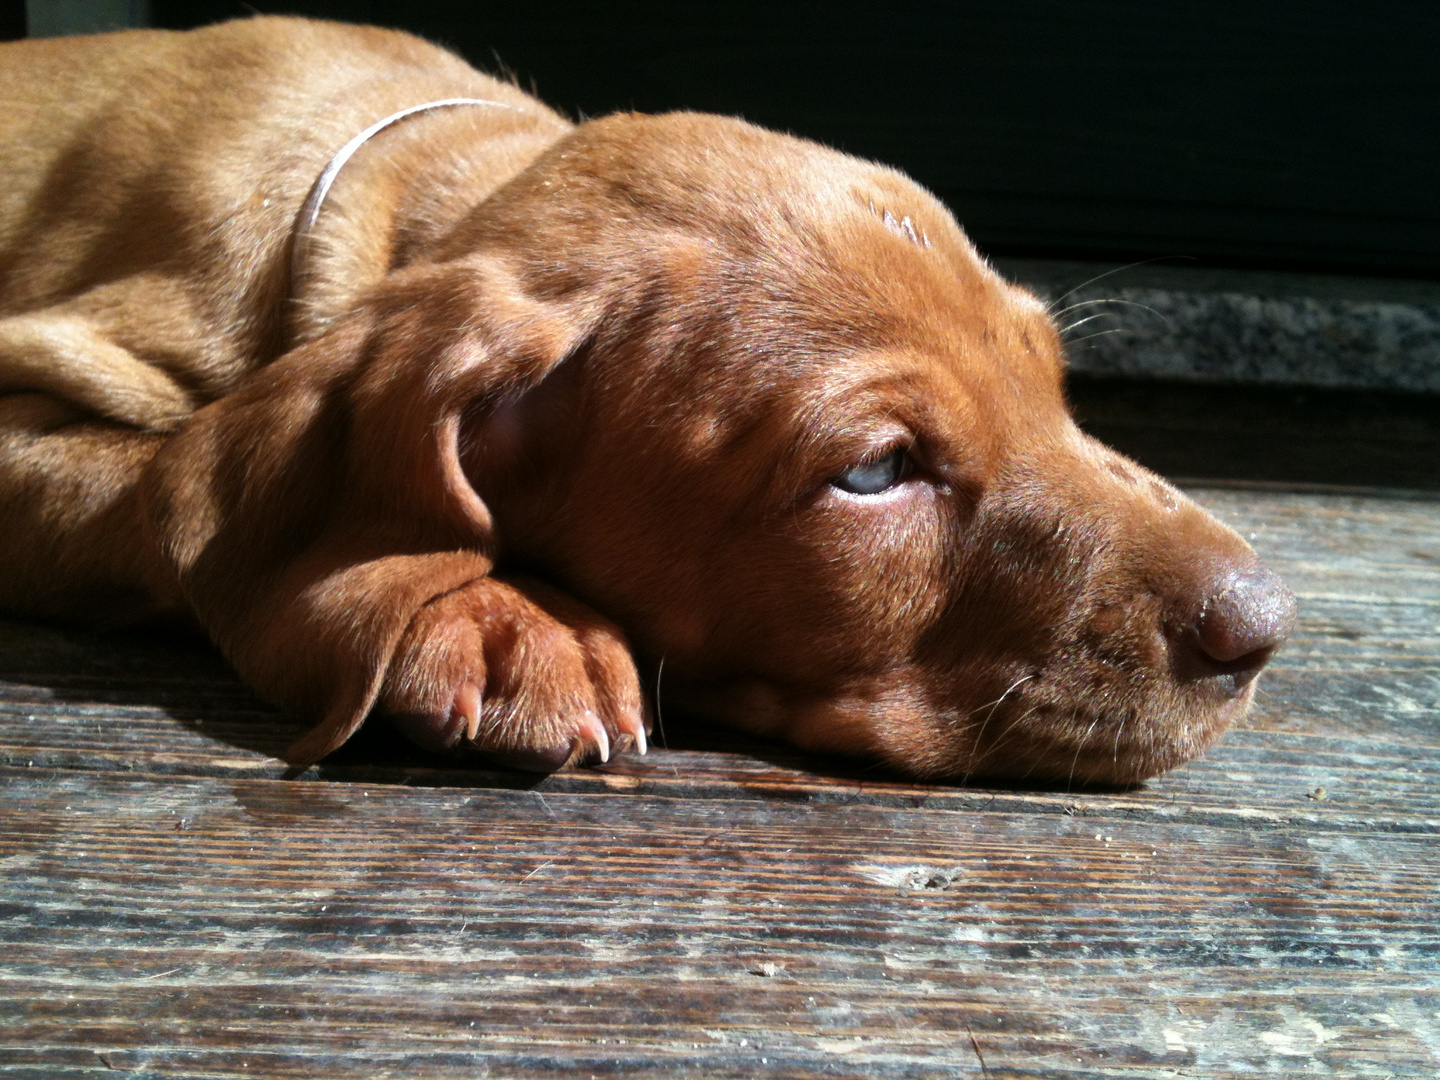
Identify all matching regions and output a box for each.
[148,1,1440,278]
[2,4,25,40]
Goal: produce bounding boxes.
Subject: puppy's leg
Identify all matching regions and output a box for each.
[0,393,181,623]
[203,544,647,771]
[0,308,200,622]
[381,575,647,769]
[129,309,646,770]
[0,313,193,432]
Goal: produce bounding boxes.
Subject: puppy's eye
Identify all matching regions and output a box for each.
[832,448,909,495]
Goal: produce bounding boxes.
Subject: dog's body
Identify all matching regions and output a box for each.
[0,18,1295,782]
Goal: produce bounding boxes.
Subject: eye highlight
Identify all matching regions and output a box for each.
[831,448,910,496]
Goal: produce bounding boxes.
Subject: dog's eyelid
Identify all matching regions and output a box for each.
[858,437,911,464]
[829,445,917,496]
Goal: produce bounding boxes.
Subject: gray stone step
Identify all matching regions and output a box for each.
[998,258,1440,393]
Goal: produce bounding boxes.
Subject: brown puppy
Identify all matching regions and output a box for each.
[0,17,1295,783]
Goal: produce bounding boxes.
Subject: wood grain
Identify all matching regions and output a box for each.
[1,482,1437,1077]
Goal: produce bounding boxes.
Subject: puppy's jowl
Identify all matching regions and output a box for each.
[0,18,1295,783]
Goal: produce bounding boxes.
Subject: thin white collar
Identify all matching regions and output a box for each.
[290,97,519,289]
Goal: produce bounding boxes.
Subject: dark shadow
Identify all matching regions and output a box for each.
[0,6,24,41]
[0,616,554,787]
[0,616,305,760]
[1070,375,1440,492]
[1,615,1141,799]
[645,712,1142,798]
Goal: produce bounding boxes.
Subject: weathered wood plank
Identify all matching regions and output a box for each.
[2,768,1438,1078]
[1195,488,1440,762]
[2,645,1439,834]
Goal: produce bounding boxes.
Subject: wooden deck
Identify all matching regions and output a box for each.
[2,381,1438,1077]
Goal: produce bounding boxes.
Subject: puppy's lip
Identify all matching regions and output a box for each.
[960,680,1250,786]
[1016,726,1227,787]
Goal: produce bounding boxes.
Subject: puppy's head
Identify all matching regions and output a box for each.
[449,112,1296,785]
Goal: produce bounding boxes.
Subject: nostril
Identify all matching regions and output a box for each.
[1215,645,1277,691]
[1169,562,1297,692]
[1196,565,1298,664]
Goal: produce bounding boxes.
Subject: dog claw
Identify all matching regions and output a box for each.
[473,708,617,772]
[615,709,647,756]
[454,682,482,743]
[577,710,610,763]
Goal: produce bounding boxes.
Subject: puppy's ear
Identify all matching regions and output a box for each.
[146,260,593,763]
[337,261,596,548]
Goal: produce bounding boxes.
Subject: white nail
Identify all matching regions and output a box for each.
[584,712,610,764]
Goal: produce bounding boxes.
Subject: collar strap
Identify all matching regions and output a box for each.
[290,97,518,289]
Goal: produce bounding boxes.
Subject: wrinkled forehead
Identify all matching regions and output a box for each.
[605,181,1060,427]
[691,174,1062,401]
[501,112,1058,353]
[530,117,1068,449]
[720,154,1054,357]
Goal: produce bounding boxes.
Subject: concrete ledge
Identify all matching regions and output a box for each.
[996,257,1440,394]
[25,0,146,38]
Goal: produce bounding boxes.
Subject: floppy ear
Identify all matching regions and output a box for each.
[143,260,592,763]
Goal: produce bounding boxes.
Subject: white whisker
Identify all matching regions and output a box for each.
[1048,257,1187,309]
[960,672,1035,767]
[1051,298,1125,319]
[1064,327,1131,348]
[1059,312,1120,337]
[652,655,668,749]
[962,700,1040,785]
[1065,716,1102,793]
[1053,297,1172,329]
[1111,715,1128,766]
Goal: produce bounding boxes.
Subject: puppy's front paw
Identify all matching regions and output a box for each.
[379,575,647,770]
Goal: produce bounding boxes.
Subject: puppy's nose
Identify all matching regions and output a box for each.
[1179,563,1297,690]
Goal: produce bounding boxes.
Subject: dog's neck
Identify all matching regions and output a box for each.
[287,98,571,347]
[290,99,517,295]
